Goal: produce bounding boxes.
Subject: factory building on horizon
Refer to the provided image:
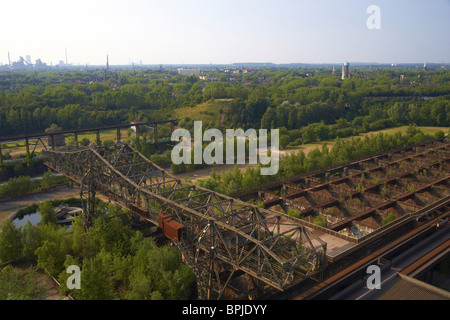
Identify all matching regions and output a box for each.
[177,68,201,75]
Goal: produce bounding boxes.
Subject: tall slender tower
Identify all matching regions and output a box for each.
[106,55,109,70]
[342,61,350,79]
[65,48,68,65]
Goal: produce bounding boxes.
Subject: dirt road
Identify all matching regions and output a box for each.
[0,187,80,226]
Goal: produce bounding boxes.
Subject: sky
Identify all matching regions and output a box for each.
[0,0,449,66]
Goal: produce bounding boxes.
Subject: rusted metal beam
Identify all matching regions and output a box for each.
[232,140,449,200]
[0,119,177,143]
[330,176,449,231]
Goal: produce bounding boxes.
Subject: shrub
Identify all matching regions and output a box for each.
[381,213,396,226]
[287,209,301,218]
[313,215,328,228]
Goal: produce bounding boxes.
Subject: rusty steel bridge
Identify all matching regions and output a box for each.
[42,141,327,300]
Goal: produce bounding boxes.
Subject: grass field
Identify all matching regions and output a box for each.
[172,100,228,127]
[361,126,449,136]
[283,126,449,156]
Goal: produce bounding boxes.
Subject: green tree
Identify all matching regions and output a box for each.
[0,219,24,262]
[22,220,42,260]
[0,176,33,196]
[125,238,197,300]
[34,223,71,276]
[39,201,58,225]
[40,172,57,191]
[83,215,134,258]
[0,266,47,300]
[35,240,66,276]
[388,102,408,124]
[77,252,116,300]
[279,135,291,150]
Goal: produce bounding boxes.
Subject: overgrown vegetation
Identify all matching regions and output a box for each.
[381,213,397,226]
[0,200,197,300]
[0,265,47,300]
[0,173,68,197]
[196,128,440,195]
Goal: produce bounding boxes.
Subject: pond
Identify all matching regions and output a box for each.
[12,208,81,229]
[12,212,42,228]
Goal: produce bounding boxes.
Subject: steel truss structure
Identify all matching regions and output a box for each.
[43,143,326,300]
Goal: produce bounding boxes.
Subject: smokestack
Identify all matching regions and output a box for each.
[65,48,68,65]
[8,52,10,66]
[106,55,109,70]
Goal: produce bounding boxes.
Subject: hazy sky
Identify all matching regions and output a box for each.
[1,0,449,65]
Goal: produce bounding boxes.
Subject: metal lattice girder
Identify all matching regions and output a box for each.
[43,143,327,299]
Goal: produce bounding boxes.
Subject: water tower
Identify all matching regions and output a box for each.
[342,61,350,79]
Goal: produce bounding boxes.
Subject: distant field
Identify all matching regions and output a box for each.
[70,129,129,144]
[361,126,449,137]
[172,100,227,126]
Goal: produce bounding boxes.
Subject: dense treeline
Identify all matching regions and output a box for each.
[196,127,444,195]
[0,68,449,138]
[0,172,68,196]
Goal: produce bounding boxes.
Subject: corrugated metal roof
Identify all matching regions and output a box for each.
[377,275,450,300]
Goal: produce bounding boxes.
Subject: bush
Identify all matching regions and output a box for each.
[0,219,24,262]
[434,130,445,139]
[279,135,291,149]
[313,215,328,228]
[336,128,355,138]
[0,266,47,300]
[171,162,186,174]
[0,176,33,196]
[38,201,58,225]
[287,208,301,218]
[381,213,396,226]
[80,138,90,146]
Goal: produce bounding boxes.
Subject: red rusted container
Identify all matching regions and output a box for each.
[158,213,171,228]
[158,213,184,241]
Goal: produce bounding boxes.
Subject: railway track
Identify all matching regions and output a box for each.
[289,203,450,300]
[258,197,449,300]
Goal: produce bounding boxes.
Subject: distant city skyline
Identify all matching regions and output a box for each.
[1,0,449,66]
